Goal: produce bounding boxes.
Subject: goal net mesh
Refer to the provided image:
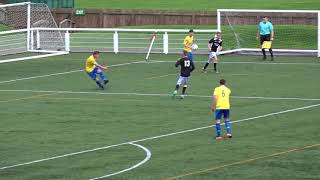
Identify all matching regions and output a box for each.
[0,3,65,59]
[219,11,318,55]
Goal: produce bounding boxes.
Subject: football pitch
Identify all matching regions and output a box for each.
[0,53,319,180]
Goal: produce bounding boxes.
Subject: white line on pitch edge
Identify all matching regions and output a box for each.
[0,89,319,101]
[0,103,319,171]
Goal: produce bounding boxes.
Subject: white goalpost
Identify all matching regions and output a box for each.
[0,3,319,64]
[217,9,320,57]
[0,2,68,63]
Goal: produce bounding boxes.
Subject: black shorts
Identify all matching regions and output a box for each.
[260,34,271,45]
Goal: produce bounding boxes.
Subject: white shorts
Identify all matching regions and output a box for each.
[208,52,219,63]
[176,76,189,86]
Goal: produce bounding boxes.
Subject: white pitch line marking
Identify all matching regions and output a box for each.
[147,60,320,66]
[89,143,151,180]
[0,89,319,101]
[1,59,319,85]
[0,103,319,171]
[0,61,145,84]
[146,73,177,79]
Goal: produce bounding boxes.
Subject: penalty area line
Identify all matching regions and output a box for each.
[0,103,319,171]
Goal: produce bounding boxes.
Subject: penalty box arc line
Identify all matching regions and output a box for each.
[0,103,319,171]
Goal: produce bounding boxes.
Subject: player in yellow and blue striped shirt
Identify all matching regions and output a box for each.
[183,29,194,61]
[85,51,109,90]
[211,79,232,140]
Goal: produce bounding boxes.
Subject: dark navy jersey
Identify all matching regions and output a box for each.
[209,38,223,52]
[175,57,195,77]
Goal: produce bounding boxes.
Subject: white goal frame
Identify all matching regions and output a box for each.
[0,2,68,64]
[217,9,320,57]
[0,3,319,64]
[33,9,320,58]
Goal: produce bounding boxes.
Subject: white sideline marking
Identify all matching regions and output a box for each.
[89,143,151,180]
[0,103,319,171]
[0,61,145,84]
[0,89,320,101]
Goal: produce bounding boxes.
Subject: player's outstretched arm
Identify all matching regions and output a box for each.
[95,63,108,71]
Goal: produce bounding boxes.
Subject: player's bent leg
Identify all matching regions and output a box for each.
[202,56,213,72]
[213,56,219,73]
[173,85,179,97]
[97,68,108,84]
[173,77,182,97]
[87,70,104,90]
[95,77,104,90]
[181,85,187,99]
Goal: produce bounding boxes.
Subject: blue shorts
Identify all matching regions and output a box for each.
[187,52,193,60]
[87,67,99,80]
[215,109,230,120]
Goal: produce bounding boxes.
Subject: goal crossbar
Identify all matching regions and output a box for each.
[217,9,320,57]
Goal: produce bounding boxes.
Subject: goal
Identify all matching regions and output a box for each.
[1,4,319,63]
[0,2,68,63]
[33,9,320,58]
[217,9,320,57]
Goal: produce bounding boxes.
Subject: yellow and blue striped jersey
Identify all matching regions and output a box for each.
[85,55,97,73]
[183,35,193,52]
[213,85,231,109]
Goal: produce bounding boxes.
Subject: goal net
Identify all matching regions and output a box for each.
[0,2,67,63]
[218,9,320,57]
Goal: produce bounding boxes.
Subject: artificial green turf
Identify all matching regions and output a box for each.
[75,0,320,11]
[0,24,10,31]
[0,53,319,179]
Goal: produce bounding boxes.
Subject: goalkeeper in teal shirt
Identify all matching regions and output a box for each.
[256,16,274,61]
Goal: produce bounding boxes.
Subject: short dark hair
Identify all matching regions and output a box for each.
[220,79,226,85]
[263,16,268,19]
[93,51,100,55]
[189,29,194,33]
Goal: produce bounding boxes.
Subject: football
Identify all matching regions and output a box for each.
[191,44,199,50]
